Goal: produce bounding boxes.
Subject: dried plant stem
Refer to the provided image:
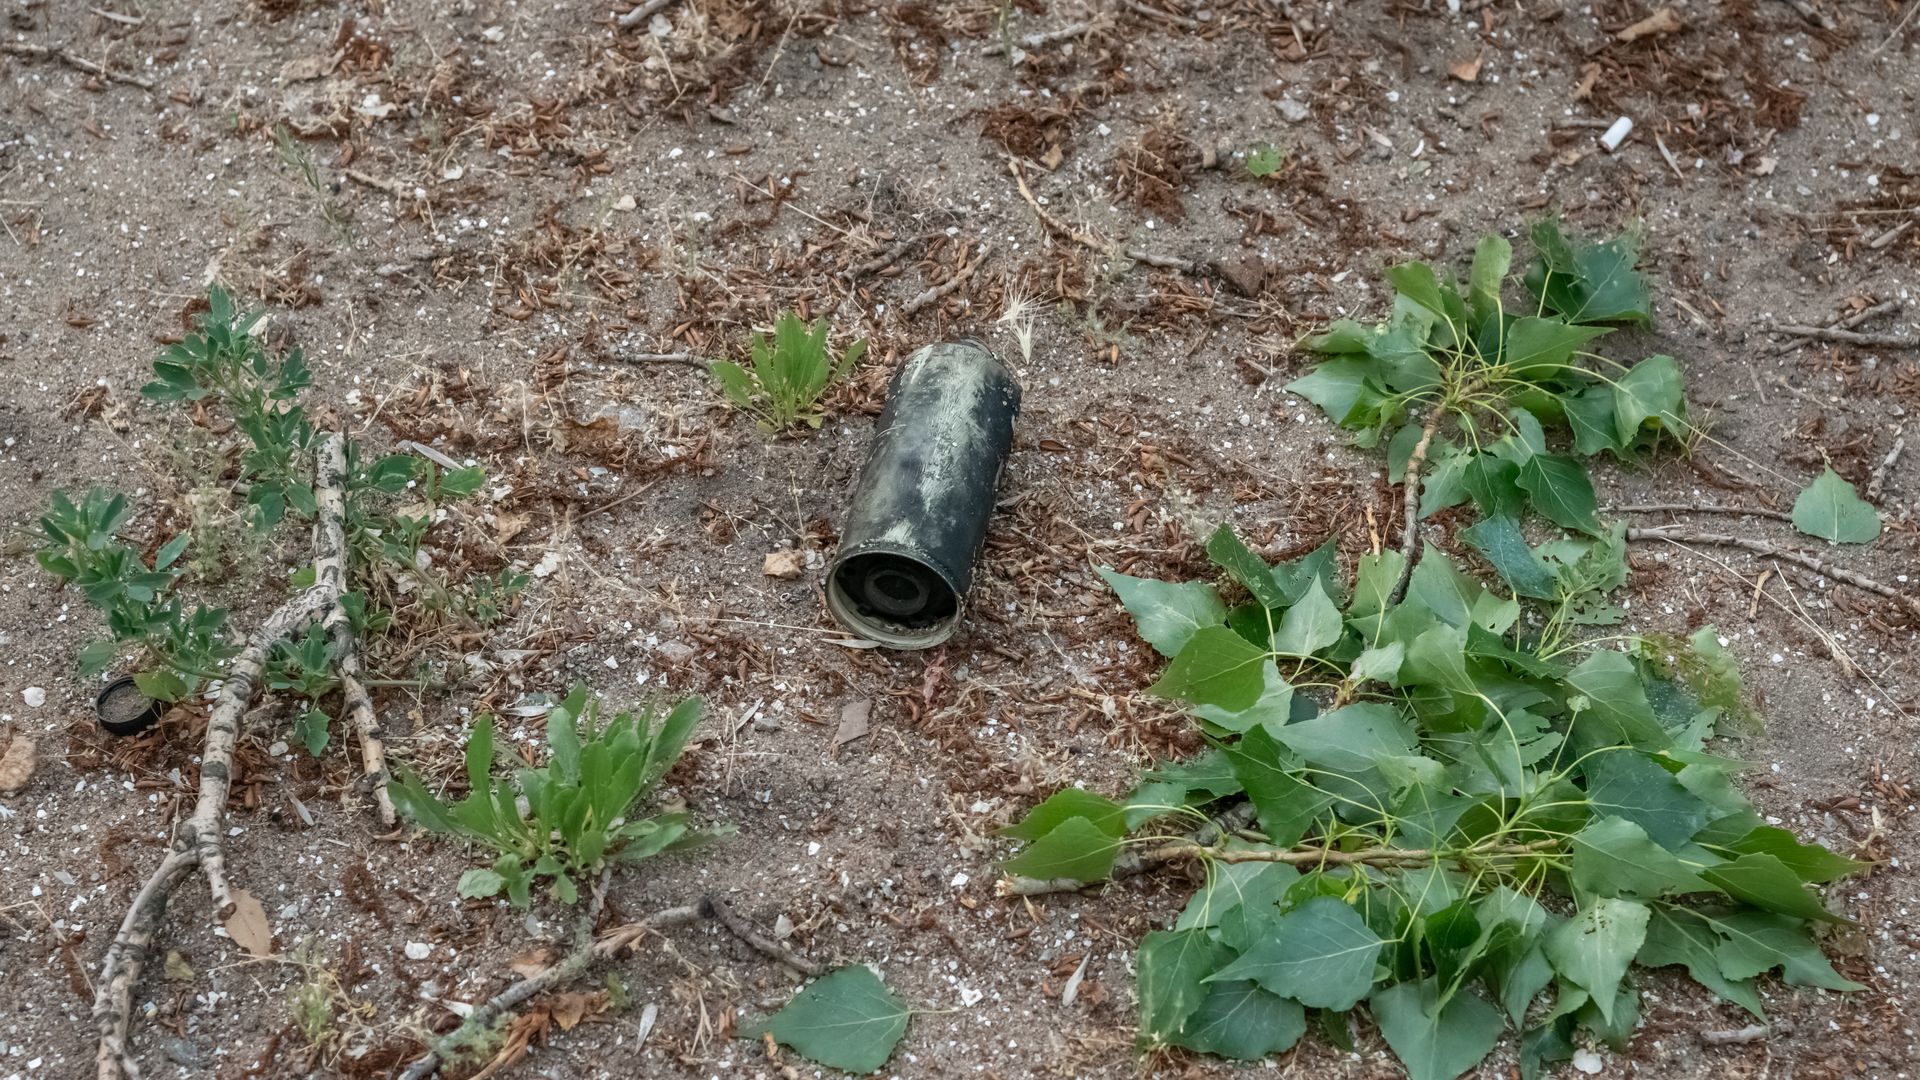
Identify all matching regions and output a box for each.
[1771,323,1919,348]
[1867,436,1904,504]
[1627,525,1920,618]
[902,242,992,315]
[1613,503,1793,522]
[92,434,350,1080]
[1146,837,1561,867]
[703,894,823,976]
[1007,158,1104,253]
[1,41,155,91]
[981,20,1093,56]
[1388,402,1447,606]
[844,235,921,281]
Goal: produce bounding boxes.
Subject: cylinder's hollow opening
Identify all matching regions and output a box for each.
[832,552,958,630]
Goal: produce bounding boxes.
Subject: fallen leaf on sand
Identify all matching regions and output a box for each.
[833,699,872,753]
[509,947,554,979]
[763,549,805,580]
[0,731,35,794]
[1448,54,1483,82]
[164,950,196,981]
[279,50,342,82]
[223,889,274,957]
[1617,7,1682,42]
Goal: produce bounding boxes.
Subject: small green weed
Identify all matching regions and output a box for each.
[709,311,866,431]
[273,124,353,242]
[1246,143,1285,178]
[390,685,730,907]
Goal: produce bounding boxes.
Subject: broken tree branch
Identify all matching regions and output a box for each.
[843,235,922,281]
[1627,526,1920,618]
[1867,436,1904,504]
[616,0,681,30]
[1613,502,1793,522]
[1771,323,1919,348]
[92,434,350,1080]
[703,894,823,976]
[1388,401,1448,606]
[981,20,1094,56]
[1,41,155,91]
[321,436,394,825]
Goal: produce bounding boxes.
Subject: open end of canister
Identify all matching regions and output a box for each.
[826,552,960,649]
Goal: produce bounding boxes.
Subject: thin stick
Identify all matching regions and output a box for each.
[1120,0,1200,30]
[1007,158,1104,253]
[343,169,411,198]
[319,435,394,826]
[703,894,823,976]
[0,41,155,91]
[902,242,991,315]
[1613,503,1792,522]
[616,0,680,30]
[1867,436,1905,504]
[1770,324,1919,348]
[1701,1023,1776,1045]
[1388,402,1447,606]
[844,235,921,281]
[1875,0,1919,53]
[1775,0,1835,30]
[611,350,705,369]
[981,20,1093,56]
[1123,248,1202,274]
[93,435,349,1080]
[397,905,704,1080]
[1627,526,1920,618]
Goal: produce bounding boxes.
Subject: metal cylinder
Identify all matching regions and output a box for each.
[827,341,1021,649]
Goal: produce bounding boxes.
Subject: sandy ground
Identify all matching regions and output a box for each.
[2,0,1918,1077]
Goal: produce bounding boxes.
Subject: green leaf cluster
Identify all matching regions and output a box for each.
[390,685,730,907]
[710,310,867,432]
[1289,221,1689,536]
[37,488,237,702]
[1003,530,1863,1079]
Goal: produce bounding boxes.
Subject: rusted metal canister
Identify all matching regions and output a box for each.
[827,341,1021,649]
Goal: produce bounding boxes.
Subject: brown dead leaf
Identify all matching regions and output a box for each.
[223,888,274,957]
[470,1006,550,1080]
[0,731,36,793]
[1617,7,1682,42]
[509,947,554,979]
[1573,62,1600,101]
[163,950,196,981]
[1448,53,1483,83]
[279,50,343,82]
[762,549,805,580]
[492,510,530,546]
[548,990,606,1031]
[833,699,872,754]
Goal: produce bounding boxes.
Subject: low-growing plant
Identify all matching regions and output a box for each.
[709,311,866,431]
[37,488,237,702]
[1001,527,1863,1079]
[1289,220,1690,546]
[389,685,730,907]
[1246,143,1285,178]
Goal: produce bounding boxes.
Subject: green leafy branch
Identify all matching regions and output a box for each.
[999,528,1866,1079]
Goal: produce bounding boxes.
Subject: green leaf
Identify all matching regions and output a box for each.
[457,868,506,899]
[1636,906,1765,1019]
[1700,853,1846,922]
[1544,898,1649,1025]
[1137,929,1233,1042]
[1370,980,1506,1080]
[1714,825,1865,884]
[1286,359,1388,429]
[293,707,331,757]
[1271,702,1416,775]
[1467,234,1512,327]
[1001,816,1123,883]
[1245,143,1285,178]
[1098,568,1228,657]
[1000,788,1126,842]
[1461,453,1527,519]
[1612,355,1687,444]
[1516,454,1600,533]
[1172,980,1305,1059]
[1203,525,1290,609]
[1149,625,1269,711]
[1194,659,1294,734]
[1569,817,1715,898]
[1522,219,1653,325]
[154,533,190,571]
[1500,317,1610,379]
[1791,468,1880,544]
[1225,726,1332,847]
[1383,261,1455,323]
[1709,910,1864,990]
[1565,653,1671,750]
[1461,516,1555,599]
[1580,749,1705,848]
[1563,385,1621,456]
[1271,579,1342,656]
[738,966,910,1073]
[1205,896,1382,1011]
[133,669,189,703]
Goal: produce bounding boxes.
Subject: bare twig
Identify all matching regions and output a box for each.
[1871,220,1913,250]
[1120,0,1200,30]
[1613,503,1793,522]
[1867,436,1905,504]
[702,894,823,976]
[1007,158,1105,253]
[0,41,155,91]
[398,905,705,1080]
[1123,248,1202,274]
[843,235,921,281]
[1771,323,1919,348]
[611,350,705,369]
[1775,0,1836,30]
[1770,300,1901,356]
[981,20,1093,56]
[343,169,411,199]
[93,435,350,1080]
[89,7,146,26]
[1875,0,1919,53]
[1388,402,1448,606]
[1701,1023,1777,1045]
[902,242,991,315]
[322,439,394,826]
[616,0,681,30]
[1627,526,1920,618]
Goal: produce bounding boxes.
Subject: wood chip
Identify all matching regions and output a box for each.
[833,698,872,753]
[0,731,35,793]
[1617,6,1683,41]
[762,549,805,580]
[223,888,274,957]
[1448,53,1483,82]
